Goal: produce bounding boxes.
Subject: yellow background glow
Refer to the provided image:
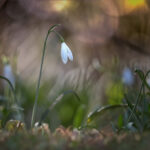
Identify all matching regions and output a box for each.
[125,0,146,10]
[52,0,71,12]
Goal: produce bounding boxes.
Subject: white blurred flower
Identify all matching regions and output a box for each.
[146,76,150,86]
[122,67,134,85]
[3,64,15,87]
[92,58,101,70]
[61,42,73,64]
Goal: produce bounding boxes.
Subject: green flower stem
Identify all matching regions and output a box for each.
[52,30,64,43]
[0,75,17,103]
[31,24,61,128]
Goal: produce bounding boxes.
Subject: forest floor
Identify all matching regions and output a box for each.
[0,124,149,150]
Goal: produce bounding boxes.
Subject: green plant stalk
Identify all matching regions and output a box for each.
[52,30,64,43]
[124,94,142,127]
[126,103,143,131]
[127,70,150,123]
[31,24,62,128]
[142,82,145,126]
[127,83,143,123]
[136,69,150,90]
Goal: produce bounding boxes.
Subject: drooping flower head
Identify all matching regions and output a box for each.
[61,42,73,64]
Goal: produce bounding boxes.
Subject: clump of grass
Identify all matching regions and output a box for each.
[39,90,81,126]
[0,75,23,127]
[87,69,150,133]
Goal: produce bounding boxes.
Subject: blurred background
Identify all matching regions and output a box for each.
[0,0,150,130]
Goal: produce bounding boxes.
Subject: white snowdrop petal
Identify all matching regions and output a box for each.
[63,42,73,61]
[61,43,68,64]
[60,42,73,64]
[67,48,73,61]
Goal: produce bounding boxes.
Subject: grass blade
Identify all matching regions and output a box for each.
[87,104,128,123]
[0,75,17,103]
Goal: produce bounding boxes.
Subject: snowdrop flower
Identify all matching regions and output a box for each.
[61,42,73,64]
[3,64,15,87]
[122,67,134,85]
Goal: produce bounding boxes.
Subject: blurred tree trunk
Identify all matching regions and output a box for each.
[0,0,7,9]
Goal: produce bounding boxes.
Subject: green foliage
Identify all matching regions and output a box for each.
[1,25,150,137]
[106,81,124,105]
[0,76,23,127]
[73,104,86,128]
[87,69,150,133]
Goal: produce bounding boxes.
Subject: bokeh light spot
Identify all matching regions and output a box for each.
[125,0,146,9]
[52,0,71,12]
